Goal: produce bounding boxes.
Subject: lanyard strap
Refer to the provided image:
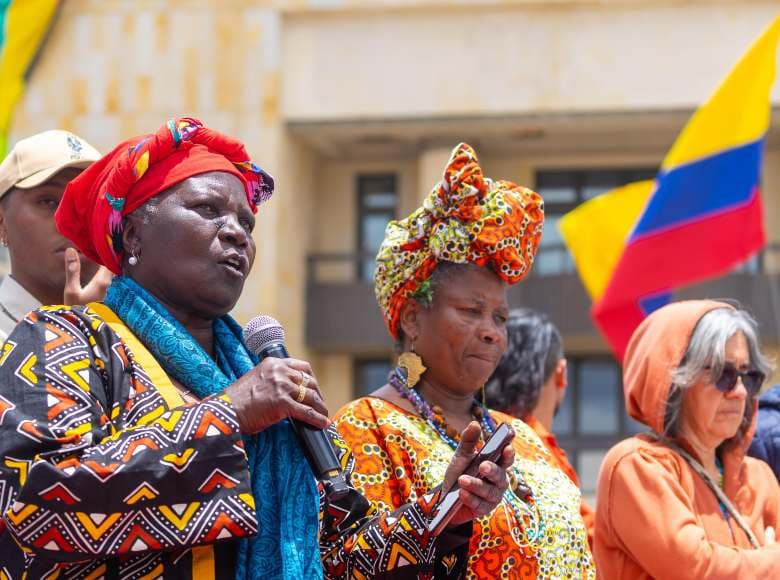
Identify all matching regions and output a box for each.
[649,433,760,549]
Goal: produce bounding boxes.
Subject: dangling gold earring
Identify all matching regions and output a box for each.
[397,338,426,389]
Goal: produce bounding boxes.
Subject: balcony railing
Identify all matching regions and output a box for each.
[306,244,780,352]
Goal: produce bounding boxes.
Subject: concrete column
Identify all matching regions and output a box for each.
[410,146,453,215]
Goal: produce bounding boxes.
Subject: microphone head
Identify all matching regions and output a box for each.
[243,315,286,356]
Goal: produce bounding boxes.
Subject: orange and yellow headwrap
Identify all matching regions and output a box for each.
[374,143,544,339]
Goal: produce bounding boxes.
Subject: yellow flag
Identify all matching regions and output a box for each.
[663,16,780,170]
[558,180,654,300]
[0,0,61,155]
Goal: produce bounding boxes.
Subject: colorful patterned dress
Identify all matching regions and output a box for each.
[334,397,596,579]
[0,305,470,578]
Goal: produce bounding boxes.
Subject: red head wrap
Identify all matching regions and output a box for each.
[56,117,274,274]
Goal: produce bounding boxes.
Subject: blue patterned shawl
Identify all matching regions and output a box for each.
[104,276,322,579]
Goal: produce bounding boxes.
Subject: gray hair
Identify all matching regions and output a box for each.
[664,307,773,442]
[484,309,563,415]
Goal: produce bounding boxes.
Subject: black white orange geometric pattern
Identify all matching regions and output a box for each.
[320,430,471,578]
[0,305,471,578]
[0,306,255,578]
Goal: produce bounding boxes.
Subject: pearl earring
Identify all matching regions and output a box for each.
[128,252,139,266]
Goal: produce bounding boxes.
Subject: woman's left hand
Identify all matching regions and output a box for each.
[441,421,515,528]
[63,248,113,305]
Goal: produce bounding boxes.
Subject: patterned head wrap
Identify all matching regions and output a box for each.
[56,117,274,274]
[374,142,544,339]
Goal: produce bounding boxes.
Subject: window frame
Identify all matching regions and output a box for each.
[533,167,657,276]
[553,355,643,494]
[356,174,398,281]
[353,356,394,399]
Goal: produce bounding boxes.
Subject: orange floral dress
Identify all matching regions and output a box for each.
[525,415,596,550]
[334,397,595,579]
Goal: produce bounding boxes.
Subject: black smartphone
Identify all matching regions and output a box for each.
[428,422,515,535]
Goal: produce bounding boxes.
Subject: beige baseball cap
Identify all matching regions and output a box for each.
[0,130,100,200]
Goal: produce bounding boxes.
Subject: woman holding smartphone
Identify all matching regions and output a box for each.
[330,144,595,579]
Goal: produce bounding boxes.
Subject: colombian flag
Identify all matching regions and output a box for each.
[0,0,61,156]
[561,16,780,360]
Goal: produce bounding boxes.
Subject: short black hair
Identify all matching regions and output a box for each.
[484,308,563,415]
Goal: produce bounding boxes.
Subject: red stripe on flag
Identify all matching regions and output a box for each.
[593,189,764,360]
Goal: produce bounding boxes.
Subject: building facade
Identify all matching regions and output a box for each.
[11,0,780,498]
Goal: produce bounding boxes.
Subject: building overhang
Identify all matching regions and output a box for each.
[288,108,780,160]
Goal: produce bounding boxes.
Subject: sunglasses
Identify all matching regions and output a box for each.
[711,364,765,396]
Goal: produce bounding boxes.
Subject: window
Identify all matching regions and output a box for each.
[353,357,393,398]
[534,168,656,275]
[357,175,397,280]
[552,356,646,503]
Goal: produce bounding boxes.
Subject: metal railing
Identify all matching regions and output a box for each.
[307,243,780,284]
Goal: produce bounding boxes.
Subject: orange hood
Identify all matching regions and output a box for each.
[623,299,752,439]
[622,299,764,513]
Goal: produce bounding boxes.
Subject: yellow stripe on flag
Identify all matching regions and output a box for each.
[663,16,780,170]
[0,0,60,155]
[558,180,654,301]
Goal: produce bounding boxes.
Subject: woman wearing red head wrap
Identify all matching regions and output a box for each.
[0,119,510,579]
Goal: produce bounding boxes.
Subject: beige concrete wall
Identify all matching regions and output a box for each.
[762,149,780,261]
[282,1,780,121]
[312,353,353,413]
[311,157,417,270]
[11,0,780,407]
[13,0,293,327]
[236,133,317,359]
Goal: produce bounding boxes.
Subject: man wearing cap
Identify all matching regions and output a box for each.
[0,130,112,340]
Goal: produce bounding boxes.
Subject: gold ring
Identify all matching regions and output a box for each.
[296,382,307,403]
[299,371,311,389]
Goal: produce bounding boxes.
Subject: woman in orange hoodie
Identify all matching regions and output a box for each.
[595,300,780,578]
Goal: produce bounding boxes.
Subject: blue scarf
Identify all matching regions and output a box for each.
[104,276,322,579]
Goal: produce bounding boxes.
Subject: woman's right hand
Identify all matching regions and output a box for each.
[224,357,330,435]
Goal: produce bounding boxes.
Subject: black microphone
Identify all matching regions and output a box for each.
[243,315,349,500]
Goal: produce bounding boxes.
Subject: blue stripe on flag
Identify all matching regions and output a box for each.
[631,138,763,240]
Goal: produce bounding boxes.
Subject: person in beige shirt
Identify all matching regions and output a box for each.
[0,130,112,340]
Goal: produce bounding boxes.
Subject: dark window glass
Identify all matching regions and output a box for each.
[357,175,397,280]
[577,360,620,434]
[733,253,762,274]
[537,172,578,204]
[354,358,393,398]
[552,383,573,436]
[577,449,607,495]
[626,415,647,434]
[534,214,573,275]
[552,356,640,504]
[533,168,657,275]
